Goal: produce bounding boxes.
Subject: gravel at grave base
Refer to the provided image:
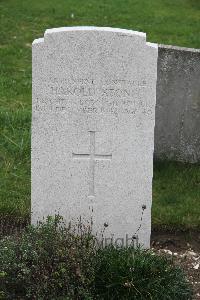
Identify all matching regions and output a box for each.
[151,231,200,300]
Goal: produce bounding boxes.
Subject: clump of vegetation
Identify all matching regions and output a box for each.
[0,217,192,299]
[95,246,192,299]
[0,216,96,299]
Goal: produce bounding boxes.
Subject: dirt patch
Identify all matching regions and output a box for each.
[0,215,30,238]
[151,230,200,300]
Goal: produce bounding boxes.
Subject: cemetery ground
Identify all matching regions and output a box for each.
[1,0,199,227]
[0,0,200,298]
[1,79,200,298]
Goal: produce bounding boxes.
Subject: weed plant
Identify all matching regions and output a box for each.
[0,216,192,299]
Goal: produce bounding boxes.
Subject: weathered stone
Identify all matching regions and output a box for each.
[155,44,200,163]
[32,27,158,248]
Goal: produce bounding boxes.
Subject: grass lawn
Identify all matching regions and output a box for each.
[0,0,200,229]
[153,161,200,229]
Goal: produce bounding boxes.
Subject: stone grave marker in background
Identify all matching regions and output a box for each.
[32,27,158,248]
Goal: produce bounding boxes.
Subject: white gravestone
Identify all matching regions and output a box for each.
[32,27,158,248]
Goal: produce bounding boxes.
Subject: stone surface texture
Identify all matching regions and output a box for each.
[32,27,158,248]
[155,44,200,163]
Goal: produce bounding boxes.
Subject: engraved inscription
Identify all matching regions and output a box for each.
[51,86,95,97]
[34,77,151,116]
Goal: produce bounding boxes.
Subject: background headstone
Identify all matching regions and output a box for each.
[155,45,200,163]
[32,27,158,248]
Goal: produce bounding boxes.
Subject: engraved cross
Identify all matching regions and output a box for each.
[72,131,112,197]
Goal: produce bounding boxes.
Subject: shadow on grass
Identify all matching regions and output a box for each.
[0,214,30,238]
